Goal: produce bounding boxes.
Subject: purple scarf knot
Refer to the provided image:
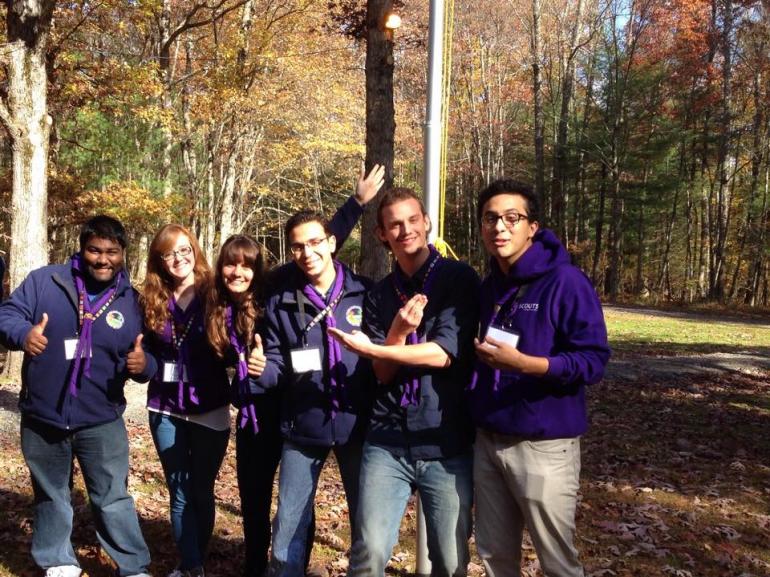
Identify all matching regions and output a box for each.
[392,245,442,407]
[301,261,346,419]
[68,254,122,397]
[227,304,259,433]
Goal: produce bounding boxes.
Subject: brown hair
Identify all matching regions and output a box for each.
[376,187,429,249]
[141,224,211,333]
[376,187,426,228]
[206,235,266,358]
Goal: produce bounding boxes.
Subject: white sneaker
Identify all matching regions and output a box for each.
[167,571,185,577]
[45,566,82,577]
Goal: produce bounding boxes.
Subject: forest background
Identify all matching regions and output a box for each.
[2,0,770,307]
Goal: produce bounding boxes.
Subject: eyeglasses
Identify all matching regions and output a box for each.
[481,211,530,230]
[161,245,193,262]
[289,237,328,256]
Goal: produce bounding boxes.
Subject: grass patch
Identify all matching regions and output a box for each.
[605,306,770,355]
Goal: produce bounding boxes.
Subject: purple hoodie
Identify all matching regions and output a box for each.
[467,229,610,439]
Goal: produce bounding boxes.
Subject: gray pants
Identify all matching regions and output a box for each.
[473,429,584,577]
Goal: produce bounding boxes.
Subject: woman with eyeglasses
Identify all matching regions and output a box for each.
[141,224,231,577]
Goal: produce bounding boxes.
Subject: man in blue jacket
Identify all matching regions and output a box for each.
[330,187,480,577]
[248,210,373,577]
[468,180,610,577]
[0,215,158,577]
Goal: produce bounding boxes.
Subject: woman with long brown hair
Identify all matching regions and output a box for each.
[142,224,230,577]
[205,234,281,577]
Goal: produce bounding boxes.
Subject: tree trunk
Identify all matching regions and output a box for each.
[709,0,734,301]
[0,0,56,382]
[360,0,395,282]
[551,0,584,240]
[531,0,545,211]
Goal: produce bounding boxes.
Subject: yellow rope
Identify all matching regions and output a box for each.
[435,0,457,259]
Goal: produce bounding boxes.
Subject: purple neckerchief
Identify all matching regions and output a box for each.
[302,261,346,419]
[68,254,122,397]
[391,245,442,407]
[469,261,521,392]
[227,304,259,433]
[165,295,201,410]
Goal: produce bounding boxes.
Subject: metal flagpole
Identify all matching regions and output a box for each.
[424,0,445,246]
[417,1,445,575]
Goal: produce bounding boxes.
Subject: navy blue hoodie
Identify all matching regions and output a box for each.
[0,263,158,430]
[468,229,610,439]
[250,262,373,447]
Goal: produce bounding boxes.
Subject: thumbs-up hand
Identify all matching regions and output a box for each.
[126,334,147,375]
[24,313,49,356]
[247,333,267,377]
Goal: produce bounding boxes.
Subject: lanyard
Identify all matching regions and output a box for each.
[76,284,118,332]
[168,296,198,352]
[492,283,530,327]
[170,314,196,352]
[392,246,441,306]
[297,289,344,345]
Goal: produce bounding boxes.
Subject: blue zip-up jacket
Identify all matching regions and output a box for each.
[250,262,374,447]
[467,229,610,439]
[0,263,158,430]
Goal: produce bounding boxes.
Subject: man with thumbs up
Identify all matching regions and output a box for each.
[0,215,158,577]
[247,210,374,577]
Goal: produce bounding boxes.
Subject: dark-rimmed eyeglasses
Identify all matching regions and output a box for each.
[289,237,328,256]
[161,245,193,262]
[481,211,530,230]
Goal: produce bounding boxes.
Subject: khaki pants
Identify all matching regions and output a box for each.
[474,429,584,577]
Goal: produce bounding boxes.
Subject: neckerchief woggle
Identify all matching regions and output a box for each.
[391,245,442,406]
[227,304,259,433]
[301,261,346,418]
[469,260,525,392]
[166,295,200,410]
[68,254,122,397]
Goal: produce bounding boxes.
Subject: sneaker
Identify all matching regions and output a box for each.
[167,572,185,577]
[45,567,82,577]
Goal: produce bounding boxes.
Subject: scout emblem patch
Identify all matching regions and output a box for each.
[345,305,362,327]
[105,310,125,329]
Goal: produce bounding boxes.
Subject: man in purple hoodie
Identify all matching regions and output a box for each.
[468,180,610,577]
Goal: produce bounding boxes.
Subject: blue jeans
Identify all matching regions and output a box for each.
[20,416,150,576]
[348,443,473,577]
[149,412,230,570]
[269,439,363,577]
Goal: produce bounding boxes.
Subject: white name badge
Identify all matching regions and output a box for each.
[290,348,322,373]
[163,362,189,382]
[64,339,91,360]
[485,326,520,349]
